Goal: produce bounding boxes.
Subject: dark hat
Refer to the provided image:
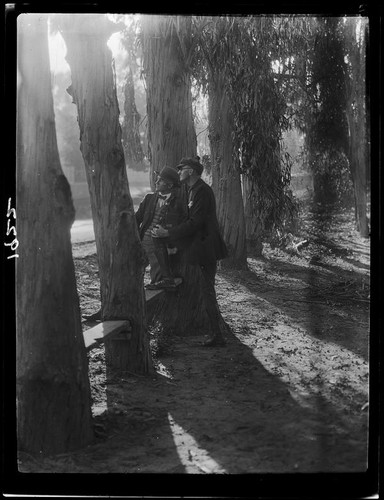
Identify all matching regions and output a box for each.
[176,157,204,176]
[157,166,180,186]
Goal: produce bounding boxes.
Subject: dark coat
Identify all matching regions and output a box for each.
[168,178,228,266]
[135,189,187,241]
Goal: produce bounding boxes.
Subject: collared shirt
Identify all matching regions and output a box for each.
[158,192,172,207]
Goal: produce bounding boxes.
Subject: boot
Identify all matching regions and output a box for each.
[145,278,177,291]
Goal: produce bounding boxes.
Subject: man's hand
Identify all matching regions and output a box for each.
[151,225,169,238]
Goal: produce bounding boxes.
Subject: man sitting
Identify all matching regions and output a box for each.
[136,166,186,290]
[83,166,186,321]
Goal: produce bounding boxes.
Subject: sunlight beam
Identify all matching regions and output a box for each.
[167,413,227,474]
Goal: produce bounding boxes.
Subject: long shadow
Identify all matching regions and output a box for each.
[91,356,185,474]
[342,256,370,271]
[226,256,370,361]
[157,329,368,476]
[255,251,369,283]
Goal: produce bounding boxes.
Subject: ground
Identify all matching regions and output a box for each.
[18,204,370,475]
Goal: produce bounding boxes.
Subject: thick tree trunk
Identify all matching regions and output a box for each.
[142,15,221,336]
[142,15,197,189]
[208,76,247,269]
[59,14,152,373]
[16,14,93,455]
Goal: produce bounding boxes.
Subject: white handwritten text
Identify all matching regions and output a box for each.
[4,198,19,259]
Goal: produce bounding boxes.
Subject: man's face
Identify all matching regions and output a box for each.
[155,176,172,194]
[178,167,193,184]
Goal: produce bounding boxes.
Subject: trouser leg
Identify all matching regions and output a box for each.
[152,236,173,279]
[200,262,223,339]
[142,234,162,283]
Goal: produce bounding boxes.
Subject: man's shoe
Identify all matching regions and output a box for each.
[145,278,177,290]
[83,309,102,322]
[202,336,226,347]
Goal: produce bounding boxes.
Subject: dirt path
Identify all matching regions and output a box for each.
[18,207,369,474]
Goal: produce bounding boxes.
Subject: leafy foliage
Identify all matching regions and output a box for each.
[300,17,356,205]
[115,15,147,170]
[305,18,349,154]
[190,16,309,236]
[309,150,354,206]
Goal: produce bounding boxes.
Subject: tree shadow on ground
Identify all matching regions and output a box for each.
[98,367,186,473]
[101,328,368,476]
[225,256,369,362]
[168,331,368,474]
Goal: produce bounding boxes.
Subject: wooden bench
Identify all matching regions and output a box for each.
[83,278,182,351]
[84,320,132,352]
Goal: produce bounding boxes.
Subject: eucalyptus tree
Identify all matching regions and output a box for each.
[122,65,145,169]
[16,14,93,454]
[56,14,153,373]
[341,16,370,237]
[302,17,352,206]
[297,16,369,237]
[141,14,229,337]
[193,15,299,257]
[192,16,247,268]
[117,15,146,170]
[141,14,197,189]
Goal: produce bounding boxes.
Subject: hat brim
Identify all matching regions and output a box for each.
[157,174,180,185]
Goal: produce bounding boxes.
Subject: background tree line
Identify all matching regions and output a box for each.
[120,13,370,260]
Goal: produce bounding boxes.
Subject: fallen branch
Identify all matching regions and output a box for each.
[294,239,310,251]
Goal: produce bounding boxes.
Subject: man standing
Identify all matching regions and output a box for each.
[153,157,228,347]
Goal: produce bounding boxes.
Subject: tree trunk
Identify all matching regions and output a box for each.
[142,15,219,336]
[242,176,263,257]
[208,75,247,269]
[122,66,144,168]
[59,14,152,373]
[343,19,369,238]
[142,15,197,189]
[16,14,93,455]
[346,108,369,237]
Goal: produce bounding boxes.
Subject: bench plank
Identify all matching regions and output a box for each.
[84,320,131,352]
[83,278,182,351]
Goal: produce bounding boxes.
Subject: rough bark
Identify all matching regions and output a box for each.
[16,14,93,455]
[59,14,152,373]
[242,176,263,257]
[208,75,247,269]
[142,15,197,189]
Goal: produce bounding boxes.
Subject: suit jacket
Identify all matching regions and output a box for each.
[168,178,228,266]
[135,189,187,242]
